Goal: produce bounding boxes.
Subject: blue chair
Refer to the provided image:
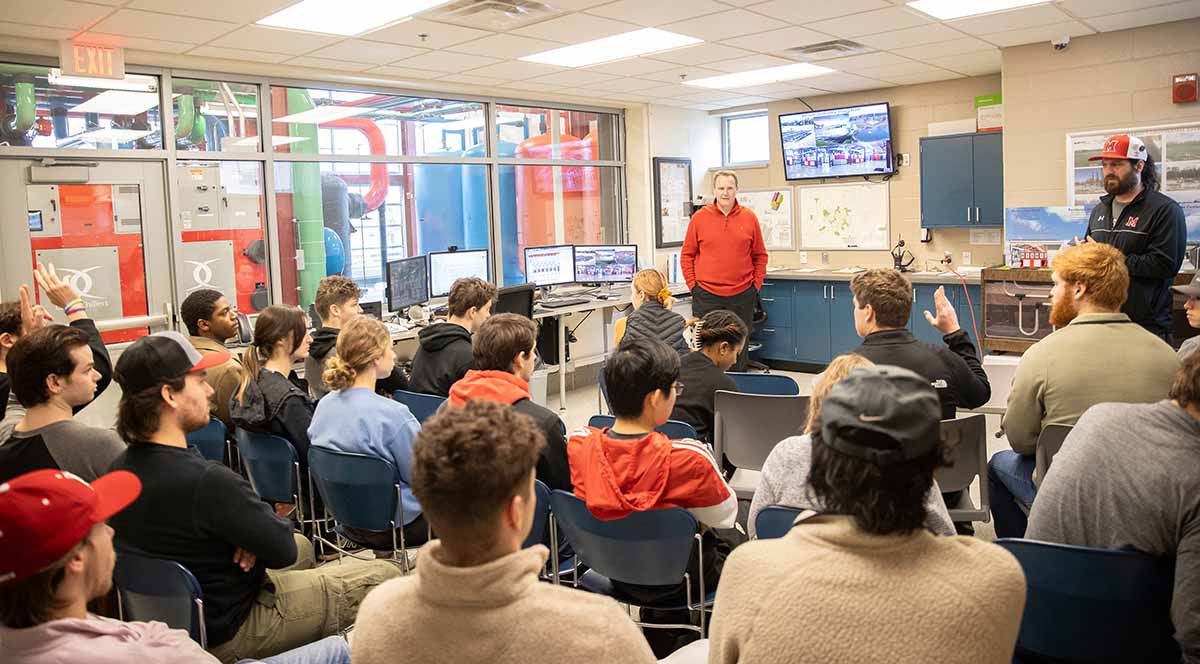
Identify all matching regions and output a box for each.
[522,480,552,549]
[754,505,804,540]
[598,368,612,415]
[393,390,446,424]
[234,428,306,527]
[114,549,207,648]
[186,417,228,464]
[549,490,713,637]
[728,372,800,395]
[996,538,1179,664]
[586,414,701,441]
[308,447,415,571]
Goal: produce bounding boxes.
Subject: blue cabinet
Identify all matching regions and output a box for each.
[909,284,947,346]
[827,281,860,359]
[957,284,984,351]
[755,278,796,361]
[919,132,1003,228]
[792,281,832,363]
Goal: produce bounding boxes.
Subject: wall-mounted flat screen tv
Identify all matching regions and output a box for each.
[779,102,894,180]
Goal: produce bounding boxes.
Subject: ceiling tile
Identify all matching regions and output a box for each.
[640,83,696,98]
[949,4,1073,35]
[855,23,964,50]
[285,56,377,72]
[1085,0,1200,32]
[733,82,813,97]
[675,90,745,104]
[923,50,1003,76]
[637,65,725,83]
[435,72,510,86]
[125,0,294,22]
[449,33,565,58]
[978,20,1095,48]
[0,21,74,40]
[707,54,798,73]
[856,60,947,80]
[466,60,567,81]
[662,9,788,41]
[545,0,617,8]
[716,95,772,106]
[533,69,620,86]
[1056,0,1178,18]
[739,0,892,24]
[803,71,892,92]
[392,50,503,73]
[364,65,443,80]
[648,43,755,66]
[809,6,932,38]
[1,0,114,31]
[583,57,682,76]
[89,9,236,43]
[821,51,912,73]
[186,45,292,64]
[361,19,494,49]
[209,25,341,54]
[75,32,196,53]
[882,70,964,85]
[308,40,428,65]
[497,81,565,93]
[893,37,996,60]
[585,0,728,26]
[585,76,669,92]
[512,13,638,42]
[719,25,835,54]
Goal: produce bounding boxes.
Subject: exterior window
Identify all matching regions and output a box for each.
[723,112,768,166]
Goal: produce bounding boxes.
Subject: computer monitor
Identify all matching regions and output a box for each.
[494,284,535,319]
[574,244,638,283]
[361,300,383,319]
[428,249,490,298]
[386,255,430,311]
[523,244,576,287]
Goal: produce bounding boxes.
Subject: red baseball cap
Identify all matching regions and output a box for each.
[1089,134,1148,161]
[0,469,141,585]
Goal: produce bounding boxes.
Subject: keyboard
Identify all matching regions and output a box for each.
[383,322,408,336]
[538,297,590,309]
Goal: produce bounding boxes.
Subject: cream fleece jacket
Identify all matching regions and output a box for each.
[352,541,656,664]
[708,515,1026,664]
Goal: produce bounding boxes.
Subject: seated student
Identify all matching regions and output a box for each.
[616,268,688,355]
[1027,353,1200,663]
[409,277,496,397]
[569,337,736,655]
[107,331,399,663]
[353,399,655,664]
[180,288,244,429]
[1173,272,1200,361]
[0,468,352,664]
[708,365,1025,664]
[992,242,1178,538]
[749,353,955,538]
[446,313,571,491]
[0,264,113,430]
[0,325,124,482]
[848,269,989,419]
[308,316,428,553]
[306,275,407,400]
[669,309,746,442]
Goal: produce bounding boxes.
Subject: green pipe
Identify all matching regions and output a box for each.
[174,94,195,141]
[4,81,36,134]
[286,87,326,306]
[188,113,206,144]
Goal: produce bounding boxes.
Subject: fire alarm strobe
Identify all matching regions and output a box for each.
[1173,73,1198,104]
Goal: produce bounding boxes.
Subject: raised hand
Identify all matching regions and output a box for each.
[922,286,961,335]
[34,262,80,309]
[18,284,52,335]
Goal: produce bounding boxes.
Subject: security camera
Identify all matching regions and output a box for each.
[1052,35,1070,50]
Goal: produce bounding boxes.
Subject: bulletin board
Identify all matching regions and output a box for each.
[737,188,796,250]
[797,181,890,250]
[653,157,692,248]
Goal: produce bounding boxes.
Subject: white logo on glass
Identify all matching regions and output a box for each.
[185,259,222,293]
[60,267,105,301]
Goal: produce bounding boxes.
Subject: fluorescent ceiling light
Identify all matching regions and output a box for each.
[200,102,259,118]
[268,136,310,147]
[683,63,834,89]
[71,90,161,116]
[520,28,702,68]
[76,128,153,143]
[256,0,452,36]
[907,0,1051,20]
[49,69,157,92]
[274,105,370,124]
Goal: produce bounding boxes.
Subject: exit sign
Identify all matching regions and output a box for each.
[59,41,125,80]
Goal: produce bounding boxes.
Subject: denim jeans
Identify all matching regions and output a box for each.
[239,635,350,664]
[988,450,1037,538]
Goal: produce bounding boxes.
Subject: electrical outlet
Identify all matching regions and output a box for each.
[800,251,809,264]
[962,251,972,265]
[821,252,830,265]
[901,153,911,166]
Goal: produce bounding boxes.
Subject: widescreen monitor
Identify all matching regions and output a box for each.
[779,102,894,180]
[574,244,637,283]
[428,249,490,298]
[523,245,576,287]
[386,255,429,311]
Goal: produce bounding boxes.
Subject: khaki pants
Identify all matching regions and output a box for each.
[210,534,401,663]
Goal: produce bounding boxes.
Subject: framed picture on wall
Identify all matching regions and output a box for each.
[653,157,692,248]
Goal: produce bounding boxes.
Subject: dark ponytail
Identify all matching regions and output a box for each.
[1140,154,1159,191]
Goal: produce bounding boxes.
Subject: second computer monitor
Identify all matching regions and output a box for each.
[523,244,576,287]
[386,255,429,312]
[428,249,490,298]
[575,244,637,283]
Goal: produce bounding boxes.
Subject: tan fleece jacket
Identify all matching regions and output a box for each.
[708,515,1026,664]
[189,335,243,429]
[352,541,656,664]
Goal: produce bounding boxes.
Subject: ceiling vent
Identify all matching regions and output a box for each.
[424,0,564,31]
[785,39,871,58]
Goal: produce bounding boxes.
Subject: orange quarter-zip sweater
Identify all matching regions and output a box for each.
[680,200,768,296]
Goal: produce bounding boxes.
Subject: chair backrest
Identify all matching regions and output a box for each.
[113,549,206,647]
[185,417,227,463]
[549,490,697,587]
[522,480,552,549]
[598,368,611,415]
[727,372,800,395]
[586,414,700,441]
[308,446,399,532]
[393,389,446,424]
[996,538,1179,663]
[1035,423,1073,480]
[754,505,803,539]
[233,428,298,504]
[934,414,986,493]
[713,391,809,471]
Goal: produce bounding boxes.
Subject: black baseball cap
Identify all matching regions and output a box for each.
[1171,272,1200,298]
[820,365,941,466]
[114,331,231,394]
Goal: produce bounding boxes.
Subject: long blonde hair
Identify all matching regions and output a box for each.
[805,354,874,435]
[633,268,673,307]
[323,316,390,392]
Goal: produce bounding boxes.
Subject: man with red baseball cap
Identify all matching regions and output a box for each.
[1083,134,1186,340]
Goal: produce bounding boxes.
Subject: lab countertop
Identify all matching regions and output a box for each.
[765,267,983,285]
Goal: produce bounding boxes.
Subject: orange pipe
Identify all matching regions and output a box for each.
[320,117,388,212]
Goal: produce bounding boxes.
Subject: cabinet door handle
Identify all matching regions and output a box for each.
[761,297,775,303]
[967,207,971,223]
[822,285,828,299]
[975,206,980,223]
[764,328,776,334]
[830,285,835,300]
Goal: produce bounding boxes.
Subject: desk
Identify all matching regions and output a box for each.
[534,294,633,413]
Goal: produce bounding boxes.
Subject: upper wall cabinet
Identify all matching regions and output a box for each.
[919,132,1003,228]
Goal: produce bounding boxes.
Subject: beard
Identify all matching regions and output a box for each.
[1049,295,1079,328]
[1103,169,1138,196]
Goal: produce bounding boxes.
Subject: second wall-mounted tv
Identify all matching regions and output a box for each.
[779,102,894,181]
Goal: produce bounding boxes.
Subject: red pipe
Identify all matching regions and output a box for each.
[320,117,387,213]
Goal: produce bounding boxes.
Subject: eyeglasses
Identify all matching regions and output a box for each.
[671,381,684,396]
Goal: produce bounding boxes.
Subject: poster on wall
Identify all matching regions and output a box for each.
[797,181,890,250]
[737,188,796,250]
[653,157,692,248]
[1068,123,1200,212]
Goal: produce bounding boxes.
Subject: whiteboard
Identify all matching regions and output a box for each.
[737,188,795,250]
[798,181,890,250]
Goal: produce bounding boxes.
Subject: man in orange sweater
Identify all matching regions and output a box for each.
[681,170,768,371]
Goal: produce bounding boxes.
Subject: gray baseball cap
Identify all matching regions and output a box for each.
[1171,272,1200,298]
[820,365,941,466]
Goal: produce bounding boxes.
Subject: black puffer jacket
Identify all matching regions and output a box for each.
[229,368,315,464]
[623,301,688,355]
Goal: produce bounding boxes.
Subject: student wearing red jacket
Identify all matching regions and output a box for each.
[681,171,768,371]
